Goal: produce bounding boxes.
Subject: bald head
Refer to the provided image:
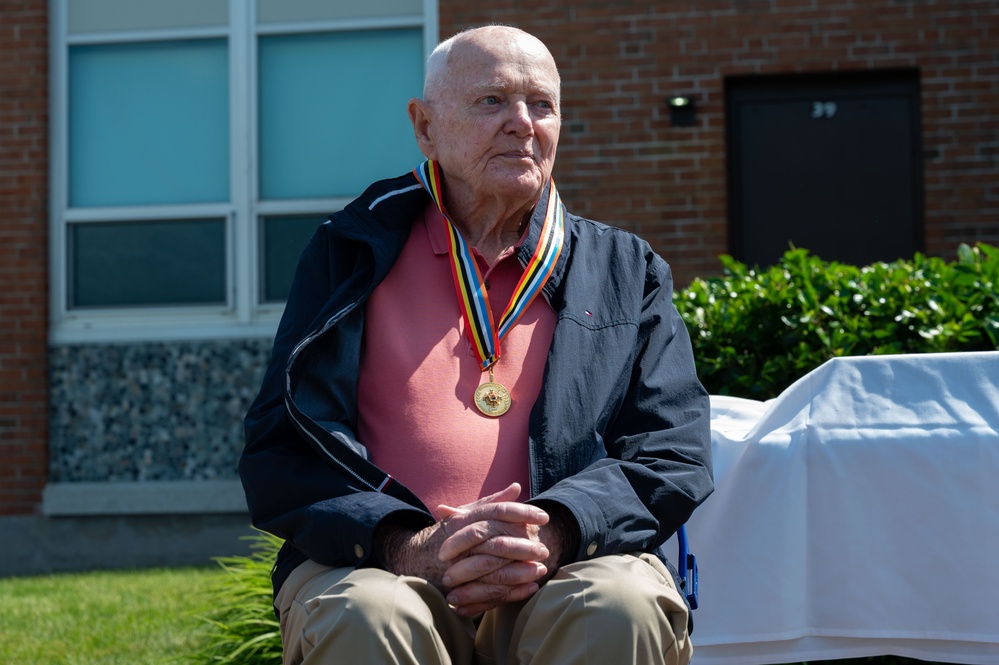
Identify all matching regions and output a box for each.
[423,26,561,107]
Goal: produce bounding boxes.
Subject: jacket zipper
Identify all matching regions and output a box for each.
[285,404,378,491]
[284,300,383,493]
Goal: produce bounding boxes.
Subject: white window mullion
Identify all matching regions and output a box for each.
[65,26,229,46]
[48,0,70,334]
[423,0,439,61]
[255,15,423,36]
[64,203,234,224]
[255,198,353,216]
[230,0,254,324]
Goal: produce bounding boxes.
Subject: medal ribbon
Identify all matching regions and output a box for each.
[414,159,565,370]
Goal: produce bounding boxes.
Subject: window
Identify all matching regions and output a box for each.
[51,0,435,342]
[70,219,227,308]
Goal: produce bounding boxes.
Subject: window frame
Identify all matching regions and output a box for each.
[49,0,437,344]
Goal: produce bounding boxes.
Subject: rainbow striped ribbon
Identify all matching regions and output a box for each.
[414,159,565,370]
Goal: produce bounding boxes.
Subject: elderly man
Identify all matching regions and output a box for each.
[240,25,713,665]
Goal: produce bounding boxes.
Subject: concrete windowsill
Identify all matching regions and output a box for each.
[42,480,248,516]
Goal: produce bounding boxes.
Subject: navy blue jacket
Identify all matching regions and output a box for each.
[240,172,714,595]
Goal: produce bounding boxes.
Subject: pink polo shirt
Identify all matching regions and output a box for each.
[356,202,557,519]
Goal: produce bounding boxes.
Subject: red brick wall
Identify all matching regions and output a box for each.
[0,0,49,515]
[440,0,999,285]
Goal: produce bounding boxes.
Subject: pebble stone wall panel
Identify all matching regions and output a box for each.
[49,340,271,482]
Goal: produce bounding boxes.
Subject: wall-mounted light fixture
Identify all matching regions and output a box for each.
[668,96,697,127]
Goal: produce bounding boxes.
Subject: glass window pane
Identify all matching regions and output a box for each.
[69,40,229,207]
[68,0,228,34]
[257,0,421,24]
[261,214,326,302]
[258,29,424,200]
[70,219,226,308]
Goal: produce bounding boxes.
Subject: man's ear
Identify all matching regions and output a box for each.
[408,98,437,160]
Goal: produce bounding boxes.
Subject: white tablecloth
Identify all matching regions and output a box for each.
[676,352,999,664]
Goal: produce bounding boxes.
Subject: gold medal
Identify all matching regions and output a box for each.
[474,367,511,417]
[474,382,511,417]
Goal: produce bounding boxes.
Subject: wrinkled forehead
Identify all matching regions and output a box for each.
[446,31,560,99]
[454,26,552,59]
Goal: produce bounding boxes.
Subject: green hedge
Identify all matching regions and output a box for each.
[674,243,999,400]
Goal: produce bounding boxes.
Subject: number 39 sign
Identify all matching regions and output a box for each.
[811,101,838,118]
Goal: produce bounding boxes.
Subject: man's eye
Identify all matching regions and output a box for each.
[482,96,500,105]
[531,100,557,114]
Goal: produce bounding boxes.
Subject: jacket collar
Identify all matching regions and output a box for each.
[515,178,570,302]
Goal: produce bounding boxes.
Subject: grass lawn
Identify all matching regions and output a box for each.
[0,566,227,665]
[0,559,941,665]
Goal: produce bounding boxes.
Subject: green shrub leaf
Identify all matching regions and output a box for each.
[674,243,999,399]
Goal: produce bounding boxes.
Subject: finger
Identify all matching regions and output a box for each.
[447,581,541,617]
[475,482,523,506]
[439,504,547,556]
[468,535,549,562]
[443,551,548,589]
[473,560,547,587]
[437,504,462,518]
[438,516,545,561]
[467,501,549,526]
[435,486,529,534]
[442,553,508,588]
[453,483,522,513]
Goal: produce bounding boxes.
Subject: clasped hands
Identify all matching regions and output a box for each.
[381,482,560,617]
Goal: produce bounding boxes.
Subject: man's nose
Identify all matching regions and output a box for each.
[505,100,533,135]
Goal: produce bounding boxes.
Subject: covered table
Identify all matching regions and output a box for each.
[677,352,999,664]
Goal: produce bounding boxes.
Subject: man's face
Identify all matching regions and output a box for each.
[419,30,561,207]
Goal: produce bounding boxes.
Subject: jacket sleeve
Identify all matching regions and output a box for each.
[239,222,432,575]
[530,251,714,563]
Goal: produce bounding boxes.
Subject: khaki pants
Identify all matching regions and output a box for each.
[275,553,692,665]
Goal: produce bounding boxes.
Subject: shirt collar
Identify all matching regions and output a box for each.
[422,200,532,262]
[423,201,450,256]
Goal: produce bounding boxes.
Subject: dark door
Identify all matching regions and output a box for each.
[726,70,924,267]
